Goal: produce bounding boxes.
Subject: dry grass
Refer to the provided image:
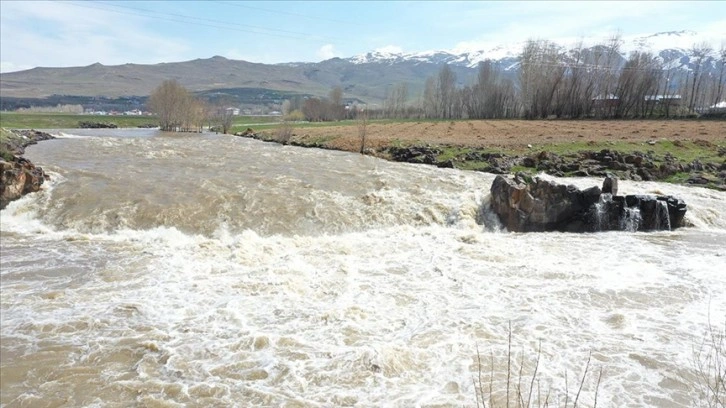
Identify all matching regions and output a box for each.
[473,323,603,408]
[289,120,726,154]
[272,121,295,144]
[692,318,726,407]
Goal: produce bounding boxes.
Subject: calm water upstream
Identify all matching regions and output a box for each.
[1,129,725,407]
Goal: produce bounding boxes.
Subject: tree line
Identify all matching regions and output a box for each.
[148,79,243,133]
[150,37,725,131]
[388,37,726,120]
[285,38,724,123]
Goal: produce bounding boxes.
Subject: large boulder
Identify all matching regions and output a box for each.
[1,157,48,209]
[0,129,53,210]
[489,174,687,232]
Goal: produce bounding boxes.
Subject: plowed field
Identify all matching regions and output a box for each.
[291,120,725,153]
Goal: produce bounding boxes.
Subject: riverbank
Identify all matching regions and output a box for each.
[238,119,726,190]
[0,128,54,209]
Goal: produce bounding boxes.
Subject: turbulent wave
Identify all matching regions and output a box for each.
[1,129,725,407]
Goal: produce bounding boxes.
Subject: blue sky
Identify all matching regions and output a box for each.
[1,1,724,73]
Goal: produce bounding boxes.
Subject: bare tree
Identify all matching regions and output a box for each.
[688,42,714,113]
[302,97,326,121]
[328,86,345,121]
[384,83,409,118]
[148,79,201,132]
[437,65,457,119]
[711,43,726,107]
[614,51,661,118]
[590,34,624,118]
[463,61,518,119]
[357,106,369,153]
[519,39,566,119]
[423,77,438,118]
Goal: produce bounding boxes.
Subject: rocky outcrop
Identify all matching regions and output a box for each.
[1,158,49,209]
[489,174,687,232]
[522,149,723,186]
[384,144,725,190]
[0,129,53,210]
[78,121,118,129]
[1,129,55,156]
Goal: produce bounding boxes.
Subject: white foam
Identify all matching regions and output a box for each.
[2,131,725,407]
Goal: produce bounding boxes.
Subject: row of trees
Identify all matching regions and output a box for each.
[370,38,726,120]
[148,79,242,133]
[151,38,725,129]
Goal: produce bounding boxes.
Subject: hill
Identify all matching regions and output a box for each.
[0,30,722,108]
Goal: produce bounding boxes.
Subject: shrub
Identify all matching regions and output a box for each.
[691,318,725,407]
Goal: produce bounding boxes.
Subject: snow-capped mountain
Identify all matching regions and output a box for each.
[346,30,723,70]
[1,30,722,105]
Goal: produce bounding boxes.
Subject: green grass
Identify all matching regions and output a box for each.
[229,115,283,127]
[0,112,157,129]
[1,128,16,160]
[0,112,289,131]
[230,119,355,134]
[393,139,723,167]
[228,118,434,134]
[527,139,722,163]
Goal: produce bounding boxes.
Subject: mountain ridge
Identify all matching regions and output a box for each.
[1,30,723,103]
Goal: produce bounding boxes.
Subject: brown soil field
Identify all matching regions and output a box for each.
[291,120,726,153]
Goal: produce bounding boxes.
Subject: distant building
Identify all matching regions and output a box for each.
[592,94,620,109]
[644,94,682,108]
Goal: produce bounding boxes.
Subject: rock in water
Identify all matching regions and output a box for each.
[1,157,48,209]
[0,129,53,210]
[489,175,687,233]
[602,174,618,195]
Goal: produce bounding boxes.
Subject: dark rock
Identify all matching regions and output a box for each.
[436,159,455,169]
[608,161,629,171]
[78,121,118,129]
[686,174,710,185]
[560,162,581,172]
[489,175,687,233]
[624,155,644,167]
[522,157,537,168]
[387,146,441,164]
[688,160,704,171]
[602,175,619,195]
[235,127,257,137]
[637,168,654,181]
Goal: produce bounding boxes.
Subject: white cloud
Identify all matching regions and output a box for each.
[316,44,338,60]
[0,1,190,70]
[445,1,726,55]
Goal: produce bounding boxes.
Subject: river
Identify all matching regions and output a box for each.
[1,129,725,407]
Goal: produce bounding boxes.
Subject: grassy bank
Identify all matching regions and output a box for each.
[0,112,159,129]
[0,112,284,130]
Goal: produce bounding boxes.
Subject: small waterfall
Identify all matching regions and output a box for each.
[593,194,611,231]
[656,199,672,231]
[620,206,642,232]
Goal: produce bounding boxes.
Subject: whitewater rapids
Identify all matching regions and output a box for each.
[1,129,724,407]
